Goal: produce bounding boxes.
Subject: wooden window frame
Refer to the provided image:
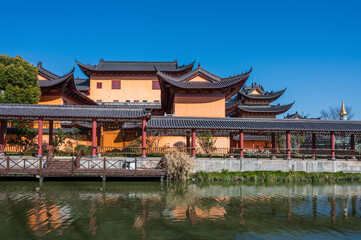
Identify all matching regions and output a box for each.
[152,81,160,90]
[112,80,121,89]
[96,82,102,89]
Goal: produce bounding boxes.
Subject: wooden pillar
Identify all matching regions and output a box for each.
[350,134,355,159]
[192,129,196,158]
[330,131,335,160]
[239,130,244,159]
[286,130,291,160]
[142,118,146,158]
[271,132,276,159]
[229,132,234,157]
[48,121,53,150]
[312,133,317,159]
[91,118,97,158]
[38,117,43,157]
[0,120,6,155]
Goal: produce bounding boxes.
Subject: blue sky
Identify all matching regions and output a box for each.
[1,0,360,119]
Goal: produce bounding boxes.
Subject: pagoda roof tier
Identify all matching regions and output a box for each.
[76,59,194,77]
[157,66,251,113]
[236,102,294,114]
[37,62,60,80]
[147,116,361,133]
[238,88,286,101]
[74,77,90,91]
[38,67,97,105]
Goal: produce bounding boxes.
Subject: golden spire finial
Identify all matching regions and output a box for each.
[340,101,347,116]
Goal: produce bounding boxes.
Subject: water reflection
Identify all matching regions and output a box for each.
[0,181,360,239]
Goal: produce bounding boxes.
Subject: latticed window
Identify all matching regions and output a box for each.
[152,81,160,89]
[96,82,102,89]
[112,80,121,89]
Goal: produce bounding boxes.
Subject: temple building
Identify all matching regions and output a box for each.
[31,59,296,151]
[226,83,293,118]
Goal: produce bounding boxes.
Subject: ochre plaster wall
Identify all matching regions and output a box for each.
[89,76,161,102]
[187,75,209,82]
[174,94,225,117]
[38,95,62,105]
[37,75,49,80]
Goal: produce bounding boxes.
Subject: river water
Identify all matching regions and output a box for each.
[0,181,360,240]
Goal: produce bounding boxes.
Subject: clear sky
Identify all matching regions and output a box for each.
[1,0,360,119]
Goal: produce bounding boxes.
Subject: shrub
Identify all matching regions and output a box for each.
[163,151,194,181]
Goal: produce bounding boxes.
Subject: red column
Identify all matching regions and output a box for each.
[330,131,335,160]
[38,117,43,157]
[192,129,196,158]
[186,135,190,153]
[286,130,291,160]
[91,118,97,158]
[239,130,244,159]
[142,118,146,158]
[97,126,101,155]
[0,120,6,155]
[312,133,316,159]
[229,132,234,157]
[350,134,355,159]
[271,132,276,158]
[48,121,53,150]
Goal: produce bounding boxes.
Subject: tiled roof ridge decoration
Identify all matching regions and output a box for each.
[243,82,266,95]
[75,59,195,77]
[157,66,252,89]
[147,116,361,132]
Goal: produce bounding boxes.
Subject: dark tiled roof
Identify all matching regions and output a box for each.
[76,59,194,77]
[239,88,286,101]
[38,70,74,88]
[74,78,90,91]
[37,62,59,80]
[0,104,151,120]
[237,103,294,114]
[157,66,251,89]
[147,116,361,132]
[285,112,321,120]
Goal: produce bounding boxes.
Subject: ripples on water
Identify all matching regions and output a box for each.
[0,181,360,240]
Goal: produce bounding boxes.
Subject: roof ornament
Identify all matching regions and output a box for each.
[37,62,42,68]
[339,101,347,120]
[198,63,201,68]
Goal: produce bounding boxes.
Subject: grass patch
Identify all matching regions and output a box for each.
[190,170,361,183]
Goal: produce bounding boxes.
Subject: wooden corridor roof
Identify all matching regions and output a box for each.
[147,116,361,133]
[0,104,151,121]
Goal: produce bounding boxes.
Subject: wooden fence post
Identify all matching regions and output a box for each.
[103,157,106,176]
[39,157,42,175]
[71,157,75,176]
[6,156,9,175]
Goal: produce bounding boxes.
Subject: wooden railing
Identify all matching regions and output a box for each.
[0,156,166,176]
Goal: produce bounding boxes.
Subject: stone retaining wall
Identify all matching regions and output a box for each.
[193,158,361,173]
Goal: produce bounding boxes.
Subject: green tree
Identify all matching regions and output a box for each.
[52,128,68,149]
[7,121,37,146]
[197,131,216,154]
[0,55,41,104]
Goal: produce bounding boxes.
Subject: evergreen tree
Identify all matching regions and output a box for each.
[0,55,41,104]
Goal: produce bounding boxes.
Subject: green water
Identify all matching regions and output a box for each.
[0,181,360,240]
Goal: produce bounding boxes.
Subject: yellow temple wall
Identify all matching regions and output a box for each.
[174,94,225,117]
[89,76,161,102]
[187,76,209,82]
[37,74,48,80]
[38,95,62,105]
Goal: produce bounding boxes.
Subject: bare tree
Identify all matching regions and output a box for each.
[320,105,354,120]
